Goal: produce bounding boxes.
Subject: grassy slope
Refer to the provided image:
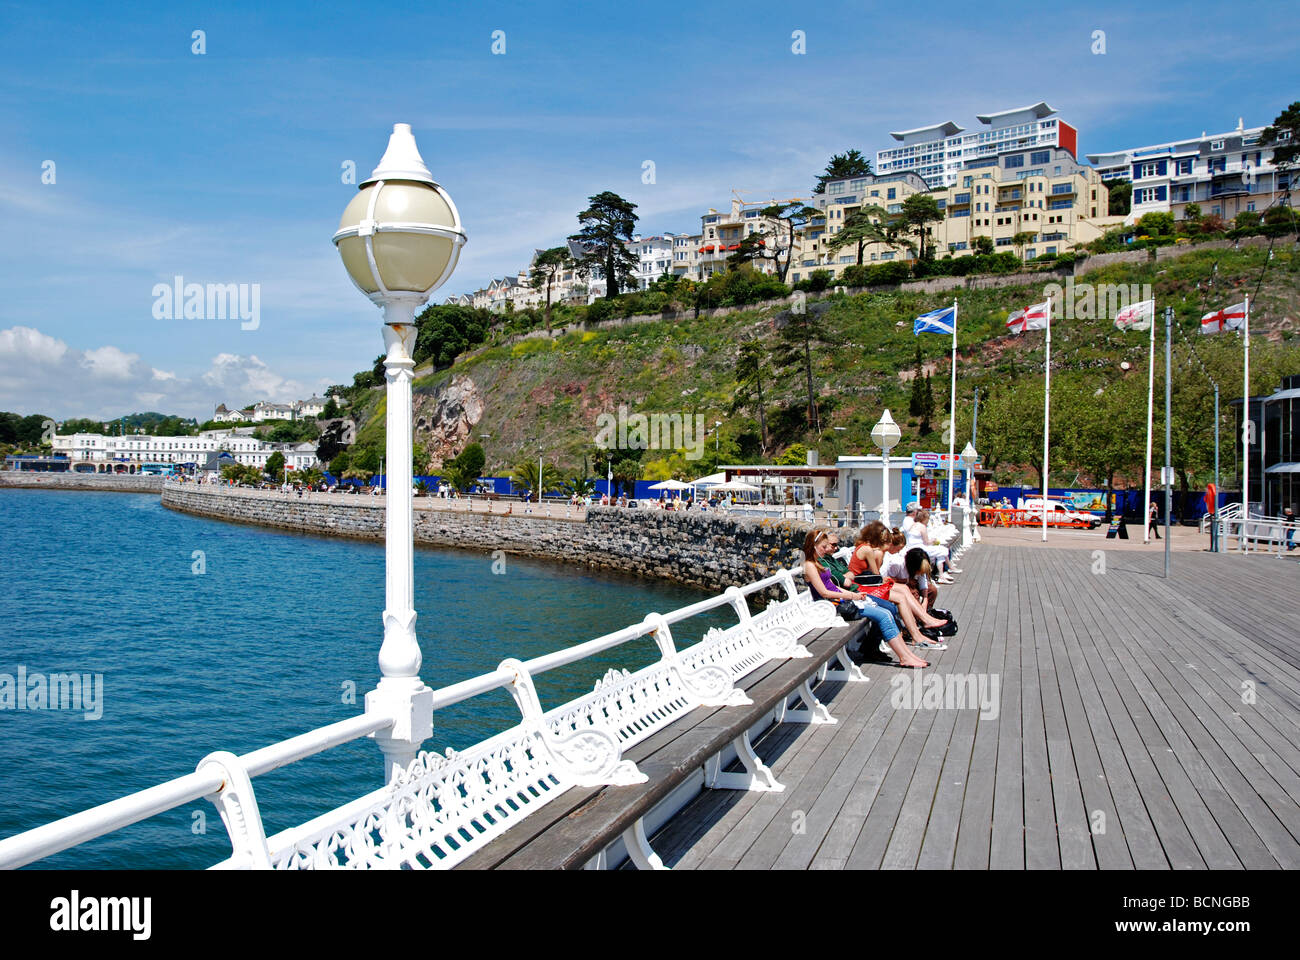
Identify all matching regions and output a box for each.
[362,244,1298,482]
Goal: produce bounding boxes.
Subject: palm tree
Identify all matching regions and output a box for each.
[563,475,597,497]
[511,460,564,498]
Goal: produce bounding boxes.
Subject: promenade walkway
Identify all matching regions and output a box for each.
[651,544,1300,869]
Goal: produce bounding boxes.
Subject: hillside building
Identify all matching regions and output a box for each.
[1087,117,1293,225]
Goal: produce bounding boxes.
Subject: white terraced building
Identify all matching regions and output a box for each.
[52,433,319,472]
[1087,117,1293,225]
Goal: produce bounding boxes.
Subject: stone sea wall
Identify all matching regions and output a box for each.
[0,472,165,493]
[160,486,812,590]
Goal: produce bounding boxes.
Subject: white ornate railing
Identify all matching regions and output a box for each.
[0,568,853,871]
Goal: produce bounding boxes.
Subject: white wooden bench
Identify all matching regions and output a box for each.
[213,571,863,869]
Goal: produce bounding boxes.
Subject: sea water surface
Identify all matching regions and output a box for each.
[0,489,728,869]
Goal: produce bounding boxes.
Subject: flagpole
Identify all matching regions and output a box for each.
[1242,294,1250,541]
[1042,298,1051,542]
[947,298,958,517]
[1144,307,1155,544]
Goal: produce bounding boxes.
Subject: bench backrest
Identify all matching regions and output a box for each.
[244,584,829,870]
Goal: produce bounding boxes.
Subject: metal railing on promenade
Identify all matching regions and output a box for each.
[0,568,809,870]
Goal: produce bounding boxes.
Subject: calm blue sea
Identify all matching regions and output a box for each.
[0,490,723,869]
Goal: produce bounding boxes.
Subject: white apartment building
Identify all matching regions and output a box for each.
[624,234,676,289]
[214,397,328,423]
[876,102,1079,190]
[53,433,319,471]
[1087,118,1293,224]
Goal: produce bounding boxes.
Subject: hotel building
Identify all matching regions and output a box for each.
[790,152,1120,283]
[51,432,320,473]
[876,102,1078,190]
[1087,118,1293,224]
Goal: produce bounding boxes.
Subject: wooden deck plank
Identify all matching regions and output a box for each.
[952,546,1012,869]
[609,542,1300,872]
[990,548,1027,869]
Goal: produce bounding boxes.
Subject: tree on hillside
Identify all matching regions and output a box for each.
[908,343,925,418]
[413,304,490,370]
[825,204,890,266]
[569,192,639,298]
[529,246,573,331]
[754,202,821,283]
[901,194,944,261]
[972,235,994,255]
[732,340,772,454]
[775,304,836,434]
[978,379,1047,488]
[1103,179,1132,217]
[921,373,935,435]
[443,442,486,492]
[813,150,872,194]
[1261,101,1300,180]
[316,419,350,466]
[322,397,341,420]
[1056,373,1146,518]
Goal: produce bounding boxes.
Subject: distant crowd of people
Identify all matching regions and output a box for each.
[803,502,963,669]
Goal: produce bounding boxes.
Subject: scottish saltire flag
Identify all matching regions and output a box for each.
[913,305,955,335]
[1113,299,1155,332]
[1200,301,1247,334]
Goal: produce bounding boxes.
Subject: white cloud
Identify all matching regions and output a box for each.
[201,353,307,405]
[80,345,139,380]
[0,325,69,366]
[0,326,310,420]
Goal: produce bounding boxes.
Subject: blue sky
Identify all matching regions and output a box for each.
[0,0,1295,420]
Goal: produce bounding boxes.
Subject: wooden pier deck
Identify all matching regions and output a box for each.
[650,544,1300,869]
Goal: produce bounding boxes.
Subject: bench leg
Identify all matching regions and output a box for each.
[704,731,785,792]
[823,646,868,683]
[622,818,669,870]
[776,679,837,725]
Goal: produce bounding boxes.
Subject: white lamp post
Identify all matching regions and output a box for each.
[871,409,901,526]
[334,123,467,782]
[960,440,978,551]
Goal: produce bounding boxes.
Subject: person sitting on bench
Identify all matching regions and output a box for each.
[803,528,929,668]
[844,522,955,646]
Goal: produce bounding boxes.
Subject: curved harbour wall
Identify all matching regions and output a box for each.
[0,472,165,493]
[160,485,811,590]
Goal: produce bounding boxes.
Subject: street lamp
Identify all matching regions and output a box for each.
[333,123,467,782]
[714,420,722,452]
[871,409,901,525]
[960,440,978,550]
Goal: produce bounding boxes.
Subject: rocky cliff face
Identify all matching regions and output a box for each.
[413,375,484,469]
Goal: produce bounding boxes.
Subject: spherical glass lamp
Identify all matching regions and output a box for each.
[333,124,467,309]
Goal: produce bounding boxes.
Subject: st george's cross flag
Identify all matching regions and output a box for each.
[1113,298,1155,332]
[1005,300,1051,334]
[1200,301,1247,334]
[913,305,955,336]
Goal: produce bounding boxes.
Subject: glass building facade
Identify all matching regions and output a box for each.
[1236,374,1300,515]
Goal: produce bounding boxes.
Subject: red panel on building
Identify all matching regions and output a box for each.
[1059,121,1078,159]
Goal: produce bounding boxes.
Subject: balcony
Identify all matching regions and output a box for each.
[1210,178,1249,198]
